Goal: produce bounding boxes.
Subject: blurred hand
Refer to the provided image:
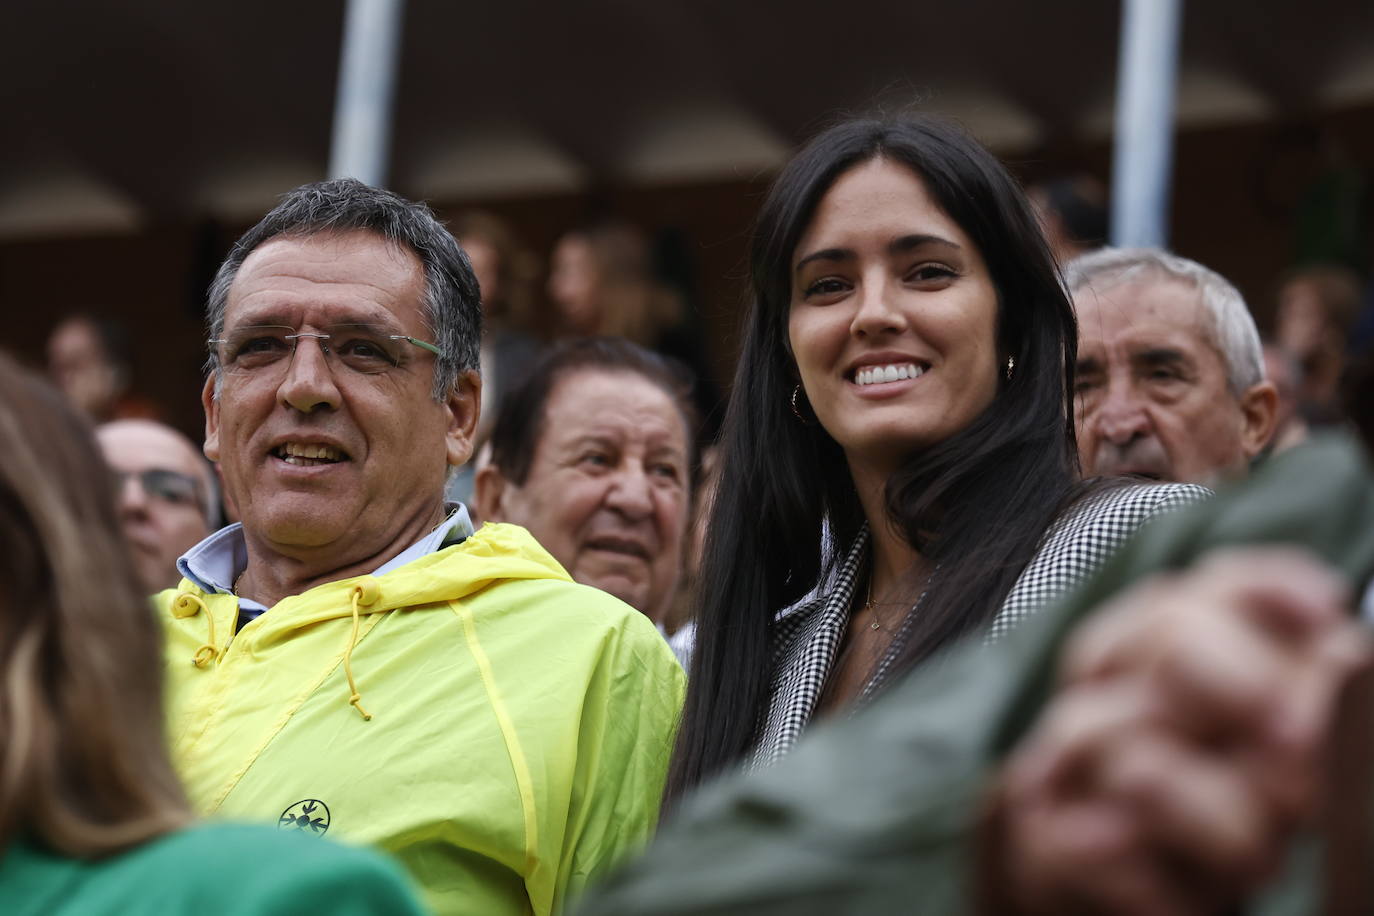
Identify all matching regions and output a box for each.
[984,548,1372,915]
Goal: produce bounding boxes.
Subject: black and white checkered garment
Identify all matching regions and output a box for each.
[747,481,1211,769]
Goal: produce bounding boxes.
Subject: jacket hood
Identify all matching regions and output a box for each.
[168,521,572,637]
[267,521,572,630]
[163,522,575,721]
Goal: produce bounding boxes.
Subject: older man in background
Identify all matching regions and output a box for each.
[474,337,697,661]
[1068,248,1278,485]
[97,419,216,593]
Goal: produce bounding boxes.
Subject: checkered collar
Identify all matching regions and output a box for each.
[749,526,871,769]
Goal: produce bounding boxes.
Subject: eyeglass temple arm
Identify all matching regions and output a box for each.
[397,336,443,356]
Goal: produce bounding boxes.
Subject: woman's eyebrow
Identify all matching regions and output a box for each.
[794,247,852,274]
[889,234,961,256]
[794,234,962,275]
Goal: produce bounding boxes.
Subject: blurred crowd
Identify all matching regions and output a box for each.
[5,114,1374,916]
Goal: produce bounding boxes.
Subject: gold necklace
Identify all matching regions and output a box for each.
[863,577,908,630]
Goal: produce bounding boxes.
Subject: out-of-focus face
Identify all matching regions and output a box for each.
[1263,343,1298,431]
[547,234,602,334]
[203,230,477,566]
[1074,278,1272,485]
[460,236,500,312]
[48,318,121,418]
[98,420,212,593]
[1275,278,1327,360]
[787,157,1001,479]
[477,369,690,620]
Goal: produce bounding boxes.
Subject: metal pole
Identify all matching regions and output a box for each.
[328,0,406,187]
[1110,0,1183,248]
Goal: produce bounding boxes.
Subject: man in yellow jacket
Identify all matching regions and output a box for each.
[155,178,685,915]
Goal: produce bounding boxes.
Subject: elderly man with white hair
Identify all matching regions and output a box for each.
[1068,248,1278,485]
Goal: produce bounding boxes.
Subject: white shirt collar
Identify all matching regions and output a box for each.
[176,503,475,604]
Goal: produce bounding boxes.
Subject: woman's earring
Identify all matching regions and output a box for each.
[790,385,813,425]
[1005,356,1016,381]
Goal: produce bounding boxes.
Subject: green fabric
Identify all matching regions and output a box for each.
[158,522,686,916]
[579,436,1374,915]
[0,823,424,915]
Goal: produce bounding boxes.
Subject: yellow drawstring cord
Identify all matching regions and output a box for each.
[343,585,373,720]
[172,593,219,668]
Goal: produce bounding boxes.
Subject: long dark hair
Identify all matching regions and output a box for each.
[667,117,1081,798]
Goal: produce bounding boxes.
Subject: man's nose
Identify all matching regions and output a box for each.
[117,472,150,515]
[277,337,342,414]
[1091,383,1152,445]
[604,466,654,519]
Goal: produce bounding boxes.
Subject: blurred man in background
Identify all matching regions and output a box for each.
[48,314,161,422]
[1262,341,1310,453]
[97,419,216,594]
[475,338,696,657]
[1069,248,1278,486]
[1275,263,1363,426]
[1027,175,1108,267]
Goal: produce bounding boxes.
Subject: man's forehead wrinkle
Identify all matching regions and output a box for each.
[227,268,419,332]
[546,420,688,471]
[234,261,416,302]
[237,232,422,294]
[1080,279,1208,337]
[229,287,400,328]
[556,419,682,448]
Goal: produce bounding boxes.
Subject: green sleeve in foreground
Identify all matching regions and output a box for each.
[228,846,427,916]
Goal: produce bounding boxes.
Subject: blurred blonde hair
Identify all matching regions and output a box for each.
[0,352,190,857]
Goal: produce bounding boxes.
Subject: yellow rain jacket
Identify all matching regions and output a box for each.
[156,522,685,915]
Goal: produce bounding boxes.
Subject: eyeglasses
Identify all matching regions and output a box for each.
[208,323,443,379]
[115,468,204,511]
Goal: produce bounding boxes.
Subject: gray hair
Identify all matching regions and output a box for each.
[1064,247,1264,394]
[204,178,481,399]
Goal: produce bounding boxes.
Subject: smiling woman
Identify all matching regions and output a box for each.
[667,117,1211,799]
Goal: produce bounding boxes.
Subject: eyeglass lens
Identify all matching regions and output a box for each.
[119,469,201,507]
[212,324,427,376]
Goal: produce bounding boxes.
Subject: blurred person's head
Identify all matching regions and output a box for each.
[1344,341,1374,455]
[1026,176,1108,266]
[46,314,133,421]
[202,179,481,569]
[453,210,539,330]
[1068,248,1277,485]
[0,352,190,857]
[1276,264,1363,418]
[547,222,677,345]
[97,420,217,594]
[1276,264,1362,361]
[1262,342,1308,453]
[474,338,697,623]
